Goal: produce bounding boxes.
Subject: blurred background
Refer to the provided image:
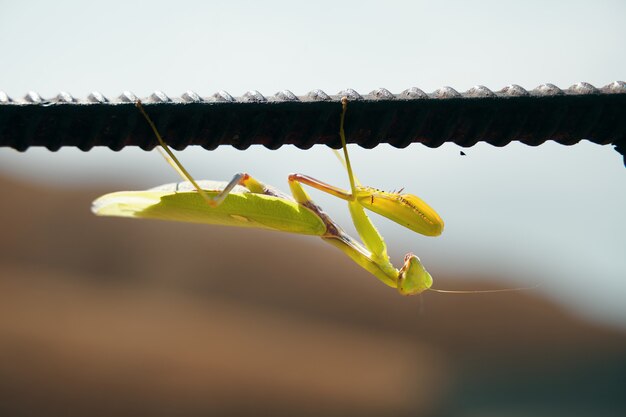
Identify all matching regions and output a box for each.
[1,1,625,416]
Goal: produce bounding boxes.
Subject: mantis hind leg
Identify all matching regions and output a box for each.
[136,100,274,205]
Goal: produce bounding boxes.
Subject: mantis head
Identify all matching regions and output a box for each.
[397,253,433,295]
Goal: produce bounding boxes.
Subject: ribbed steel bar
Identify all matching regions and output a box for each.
[1,82,625,163]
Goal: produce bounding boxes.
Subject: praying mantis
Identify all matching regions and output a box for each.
[92,97,446,295]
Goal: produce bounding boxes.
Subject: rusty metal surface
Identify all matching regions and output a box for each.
[1,82,625,162]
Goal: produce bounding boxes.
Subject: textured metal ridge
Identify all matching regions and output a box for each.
[1,82,625,163]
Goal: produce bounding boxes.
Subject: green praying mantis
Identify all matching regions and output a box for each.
[93,97,510,295]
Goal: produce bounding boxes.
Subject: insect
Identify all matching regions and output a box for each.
[92,98,453,295]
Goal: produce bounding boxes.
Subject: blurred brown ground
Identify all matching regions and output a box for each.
[1,175,625,417]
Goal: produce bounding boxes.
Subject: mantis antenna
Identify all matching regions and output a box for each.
[429,284,540,294]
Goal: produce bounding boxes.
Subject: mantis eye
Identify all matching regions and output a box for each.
[397,253,433,295]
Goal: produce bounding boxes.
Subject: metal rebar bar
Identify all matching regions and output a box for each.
[1,82,625,164]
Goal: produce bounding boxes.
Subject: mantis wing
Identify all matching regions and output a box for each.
[92,181,326,236]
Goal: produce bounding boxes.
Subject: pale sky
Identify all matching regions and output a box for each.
[1,0,625,326]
